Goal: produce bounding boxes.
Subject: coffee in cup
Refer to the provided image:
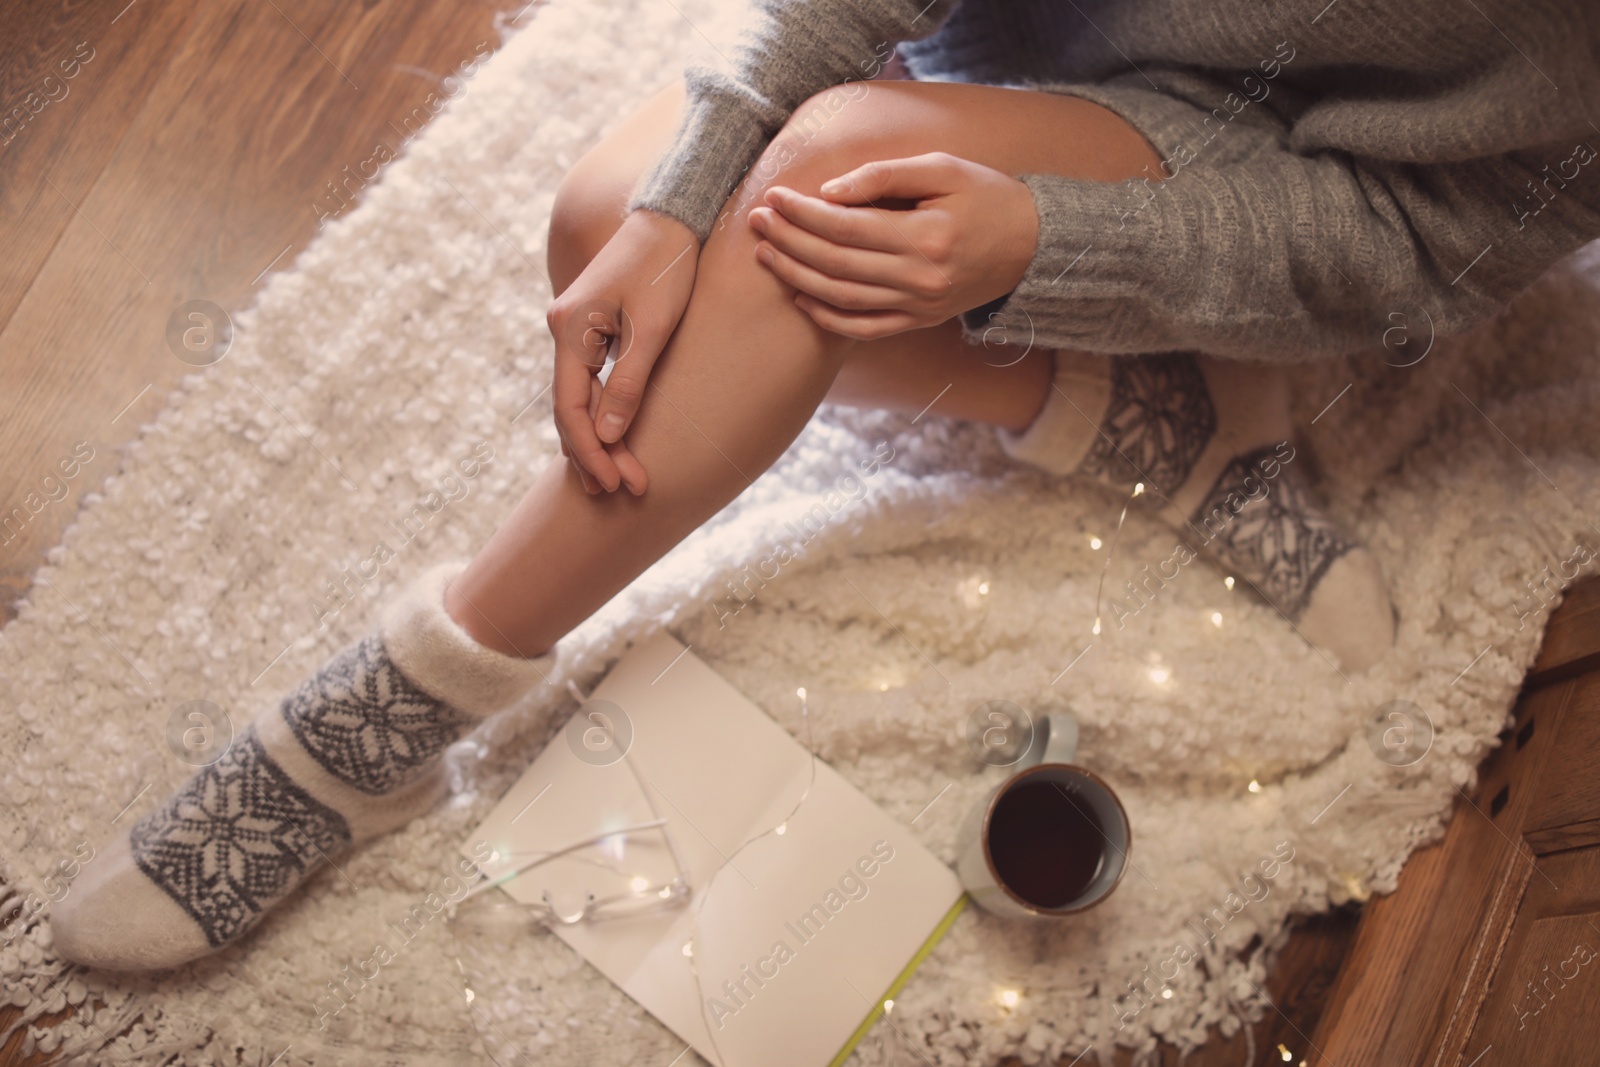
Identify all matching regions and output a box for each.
[955,711,1130,918]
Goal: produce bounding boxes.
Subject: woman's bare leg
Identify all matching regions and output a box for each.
[445,80,1163,658]
[543,84,1082,432]
[823,316,1054,433]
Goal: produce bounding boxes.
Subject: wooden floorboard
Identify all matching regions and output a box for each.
[0,0,209,589]
[0,0,531,624]
[1525,577,1600,690]
[0,0,173,330]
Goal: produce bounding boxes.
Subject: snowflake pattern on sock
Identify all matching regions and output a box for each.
[1189,446,1355,620]
[131,729,351,948]
[1079,353,1217,498]
[281,634,472,795]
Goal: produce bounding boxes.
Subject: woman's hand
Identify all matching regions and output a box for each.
[747,151,1038,340]
[546,209,700,494]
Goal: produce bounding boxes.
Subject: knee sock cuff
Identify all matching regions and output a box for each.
[379,562,554,718]
[996,350,1110,476]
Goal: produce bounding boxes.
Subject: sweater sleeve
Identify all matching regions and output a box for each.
[979,140,1600,361]
[628,0,961,242]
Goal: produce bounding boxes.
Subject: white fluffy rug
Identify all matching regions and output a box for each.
[4,0,1600,1063]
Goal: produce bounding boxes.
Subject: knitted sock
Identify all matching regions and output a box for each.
[999,350,1394,671]
[51,563,554,971]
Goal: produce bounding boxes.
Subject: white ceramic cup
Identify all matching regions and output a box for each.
[955,711,1131,919]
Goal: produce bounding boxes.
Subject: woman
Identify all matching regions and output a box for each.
[53,0,1598,969]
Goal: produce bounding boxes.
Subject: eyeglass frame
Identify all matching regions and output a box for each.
[456,698,694,925]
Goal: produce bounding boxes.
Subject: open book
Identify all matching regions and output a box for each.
[463,632,966,1067]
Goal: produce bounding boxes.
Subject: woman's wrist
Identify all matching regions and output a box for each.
[628,206,697,239]
[995,175,1041,300]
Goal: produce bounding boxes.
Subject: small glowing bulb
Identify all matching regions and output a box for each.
[464,987,475,1003]
[997,989,1020,1009]
[1161,989,1173,1000]
[489,850,500,863]
[1248,779,1262,794]
[775,823,787,836]
[878,682,890,691]
[977,581,990,595]
[1092,617,1102,635]
[1211,611,1223,627]
[1149,667,1170,685]
[883,999,895,1014]
[1277,1045,1293,1062]
[1224,576,1235,591]
[1132,482,1145,497]
[629,875,651,893]
[659,885,675,898]
[796,686,807,700]
[682,942,694,958]
[1089,536,1103,550]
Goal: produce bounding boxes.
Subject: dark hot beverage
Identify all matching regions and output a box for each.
[987,777,1107,908]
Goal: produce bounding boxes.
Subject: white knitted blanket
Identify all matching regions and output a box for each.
[3,1,1599,1064]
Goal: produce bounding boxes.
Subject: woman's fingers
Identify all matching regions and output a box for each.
[574,461,600,495]
[610,444,649,495]
[749,206,906,287]
[590,370,647,495]
[792,292,920,340]
[817,152,964,204]
[757,241,908,311]
[551,348,621,492]
[549,309,653,495]
[562,431,644,495]
[762,187,905,253]
[592,324,659,445]
[542,209,700,483]
[559,430,602,494]
[584,373,650,495]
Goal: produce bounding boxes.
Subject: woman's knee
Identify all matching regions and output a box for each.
[547,157,633,293]
[548,85,686,292]
[710,83,906,237]
[724,80,1163,216]
[557,79,893,269]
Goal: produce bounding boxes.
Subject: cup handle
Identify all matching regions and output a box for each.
[1020,711,1078,768]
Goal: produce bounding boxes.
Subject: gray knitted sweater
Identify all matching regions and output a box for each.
[628,0,1600,360]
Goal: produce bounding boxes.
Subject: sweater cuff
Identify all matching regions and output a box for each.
[958,172,1188,355]
[627,79,774,244]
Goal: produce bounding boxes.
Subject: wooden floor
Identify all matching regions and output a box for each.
[0,0,532,623]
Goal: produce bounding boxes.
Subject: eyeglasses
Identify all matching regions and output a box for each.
[458,817,691,923]
[455,693,693,926]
